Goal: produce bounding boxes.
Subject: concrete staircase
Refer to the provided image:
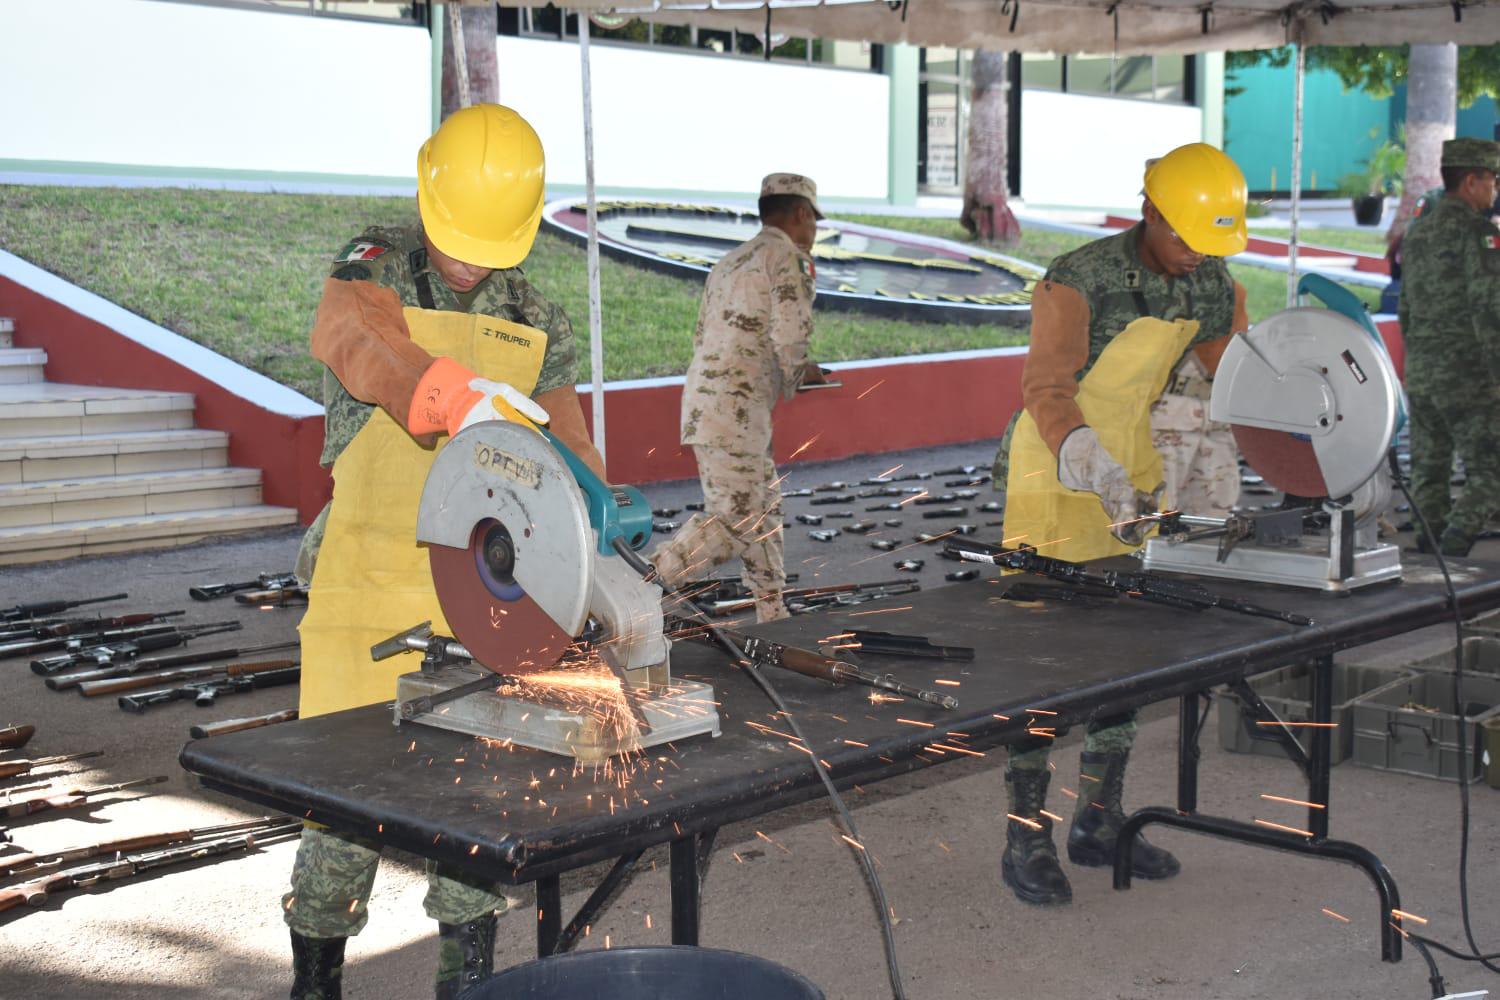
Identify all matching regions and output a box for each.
[0,317,299,565]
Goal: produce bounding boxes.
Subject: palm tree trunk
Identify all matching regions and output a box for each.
[1389,43,1456,243]
[442,2,499,119]
[962,50,1021,245]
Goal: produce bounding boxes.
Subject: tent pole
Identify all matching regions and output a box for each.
[1287,36,1305,306]
[578,10,607,464]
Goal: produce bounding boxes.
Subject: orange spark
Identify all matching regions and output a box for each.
[1253,818,1314,837]
[1322,908,1351,923]
[1259,793,1326,809]
[856,379,886,401]
[1391,909,1429,925]
[1006,813,1043,831]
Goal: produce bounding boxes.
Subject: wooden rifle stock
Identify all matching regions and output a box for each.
[189,709,298,739]
[0,724,35,750]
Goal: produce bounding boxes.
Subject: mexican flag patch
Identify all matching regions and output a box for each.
[799,258,816,280]
[335,240,389,263]
[1484,235,1500,251]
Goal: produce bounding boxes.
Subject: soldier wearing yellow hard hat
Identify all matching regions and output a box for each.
[283,104,606,999]
[992,142,1251,906]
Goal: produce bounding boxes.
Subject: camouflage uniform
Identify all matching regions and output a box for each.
[293,224,579,581]
[285,224,579,941]
[651,211,818,623]
[1397,139,1500,550]
[997,224,1241,769]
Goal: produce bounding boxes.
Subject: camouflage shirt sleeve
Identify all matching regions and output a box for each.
[1464,217,1500,382]
[505,269,579,395]
[765,238,816,401]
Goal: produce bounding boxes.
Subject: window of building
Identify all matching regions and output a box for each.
[918,49,967,193]
[1020,52,1193,103]
[240,0,425,22]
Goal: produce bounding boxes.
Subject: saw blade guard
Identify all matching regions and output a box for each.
[1210,307,1403,499]
[417,421,593,673]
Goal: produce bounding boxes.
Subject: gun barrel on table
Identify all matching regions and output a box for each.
[30,622,244,675]
[0,610,186,646]
[0,820,303,915]
[55,641,299,691]
[0,593,127,624]
[0,814,293,880]
[709,627,958,710]
[0,750,104,780]
[943,538,1314,627]
[705,579,918,617]
[117,665,301,713]
[189,572,299,601]
[189,708,298,740]
[73,658,298,698]
[0,618,191,661]
[0,775,168,820]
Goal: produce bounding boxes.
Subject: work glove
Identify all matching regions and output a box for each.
[1056,425,1163,546]
[407,357,550,438]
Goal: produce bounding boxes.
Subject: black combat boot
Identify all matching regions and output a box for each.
[289,931,346,1000]
[1000,767,1072,906]
[435,912,497,999]
[1067,749,1180,879]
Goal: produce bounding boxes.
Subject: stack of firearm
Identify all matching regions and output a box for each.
[0,593,128,625]
[190,572,305,607]
[0,815,302,915]
[943,538,1314,626]
[27,621,243,674]
[689,575,922,616]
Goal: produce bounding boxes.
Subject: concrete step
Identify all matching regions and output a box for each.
[0,347,47,385]
[0,504,299,565]
[0,383,196,438]
[0,467,265,528]
[0,428,229,484]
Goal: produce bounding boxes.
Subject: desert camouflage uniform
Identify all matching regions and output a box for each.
[1398,179,1500,548]
[1151,354,1240,517]
[286,225,579,941]
[650,226,817,622]
[293,224,579,582]
[1000,224,1240,771]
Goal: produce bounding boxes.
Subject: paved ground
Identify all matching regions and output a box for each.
[2,439,1498,999]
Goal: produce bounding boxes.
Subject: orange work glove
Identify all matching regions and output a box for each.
[406,357,550,437]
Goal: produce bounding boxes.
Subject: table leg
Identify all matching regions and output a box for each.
[670,834,700,946]
[536,874,561,957]
[1177,692,1205,815]
[1307,654,1333,840]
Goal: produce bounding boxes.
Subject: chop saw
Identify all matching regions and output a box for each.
[1142,275,1406,592]
[373,421,720,763]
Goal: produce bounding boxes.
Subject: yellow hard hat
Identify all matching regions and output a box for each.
[417,104,545,270]
[1143,143,1248,257]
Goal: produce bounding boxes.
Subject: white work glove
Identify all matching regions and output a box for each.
[1056,425,1162,546]
[454,378,551,435]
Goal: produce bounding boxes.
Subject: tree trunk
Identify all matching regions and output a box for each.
[962,50,1021,245]
[441,2,499,120]
[1389,43,1457,244]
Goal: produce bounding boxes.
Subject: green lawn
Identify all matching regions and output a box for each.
[0,185,1380,401]
[1250,225,1389,257]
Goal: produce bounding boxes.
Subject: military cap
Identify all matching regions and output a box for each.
[1442,137,1500,172]
[760,172,824,219]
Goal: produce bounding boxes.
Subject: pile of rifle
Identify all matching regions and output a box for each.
[1,582,303,729]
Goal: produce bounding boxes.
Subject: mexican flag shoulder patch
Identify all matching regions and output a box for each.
[799,257,816,280]
[335,240,390,264]
[1484,234,1500,251]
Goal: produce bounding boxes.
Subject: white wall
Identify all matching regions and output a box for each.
[0,0,430,178]
[500,37,890,200]
[1020,90,1202,209]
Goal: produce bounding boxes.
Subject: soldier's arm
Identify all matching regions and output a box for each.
[1465,223,1500,382]
[507,274,608,480]
[308,276,436,432]
[1191,279,1249,376]
[766,247,816,400]
[1020,279,1091,456]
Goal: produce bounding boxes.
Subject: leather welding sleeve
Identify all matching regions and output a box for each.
[309,278,436,432]
[1189,279,1249,376]
[767,247,816,401]
[1021,279,1092,456]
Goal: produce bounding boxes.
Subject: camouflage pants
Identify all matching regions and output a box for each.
[1007,711,1138,775]
[1407,385,1500,541]
[649,445,788,622]
[282,824,507,939]
[1150,393,1239,518]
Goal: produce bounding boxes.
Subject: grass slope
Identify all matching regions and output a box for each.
[0,186,1379,400]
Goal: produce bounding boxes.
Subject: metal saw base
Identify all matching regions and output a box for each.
[394,667,721,764]
[1140,536,1402,593]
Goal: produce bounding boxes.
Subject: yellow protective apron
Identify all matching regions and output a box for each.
[298,309,548,717]
[1003,316,1199,564]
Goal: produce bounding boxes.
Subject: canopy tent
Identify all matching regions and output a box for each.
[456,0,1492,457]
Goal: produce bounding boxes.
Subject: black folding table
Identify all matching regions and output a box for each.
[180,557,1500,964]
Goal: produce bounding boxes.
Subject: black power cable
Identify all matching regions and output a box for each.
[612,538,909,1000]
[1386,450,1500,989]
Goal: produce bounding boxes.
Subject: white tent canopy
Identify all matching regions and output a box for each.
[518,0,1500,55]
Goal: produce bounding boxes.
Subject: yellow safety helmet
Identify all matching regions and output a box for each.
[417,104,546,270]
[1143,143,1248,257]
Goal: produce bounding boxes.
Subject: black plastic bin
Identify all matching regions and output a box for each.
[458,946,825,1000]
